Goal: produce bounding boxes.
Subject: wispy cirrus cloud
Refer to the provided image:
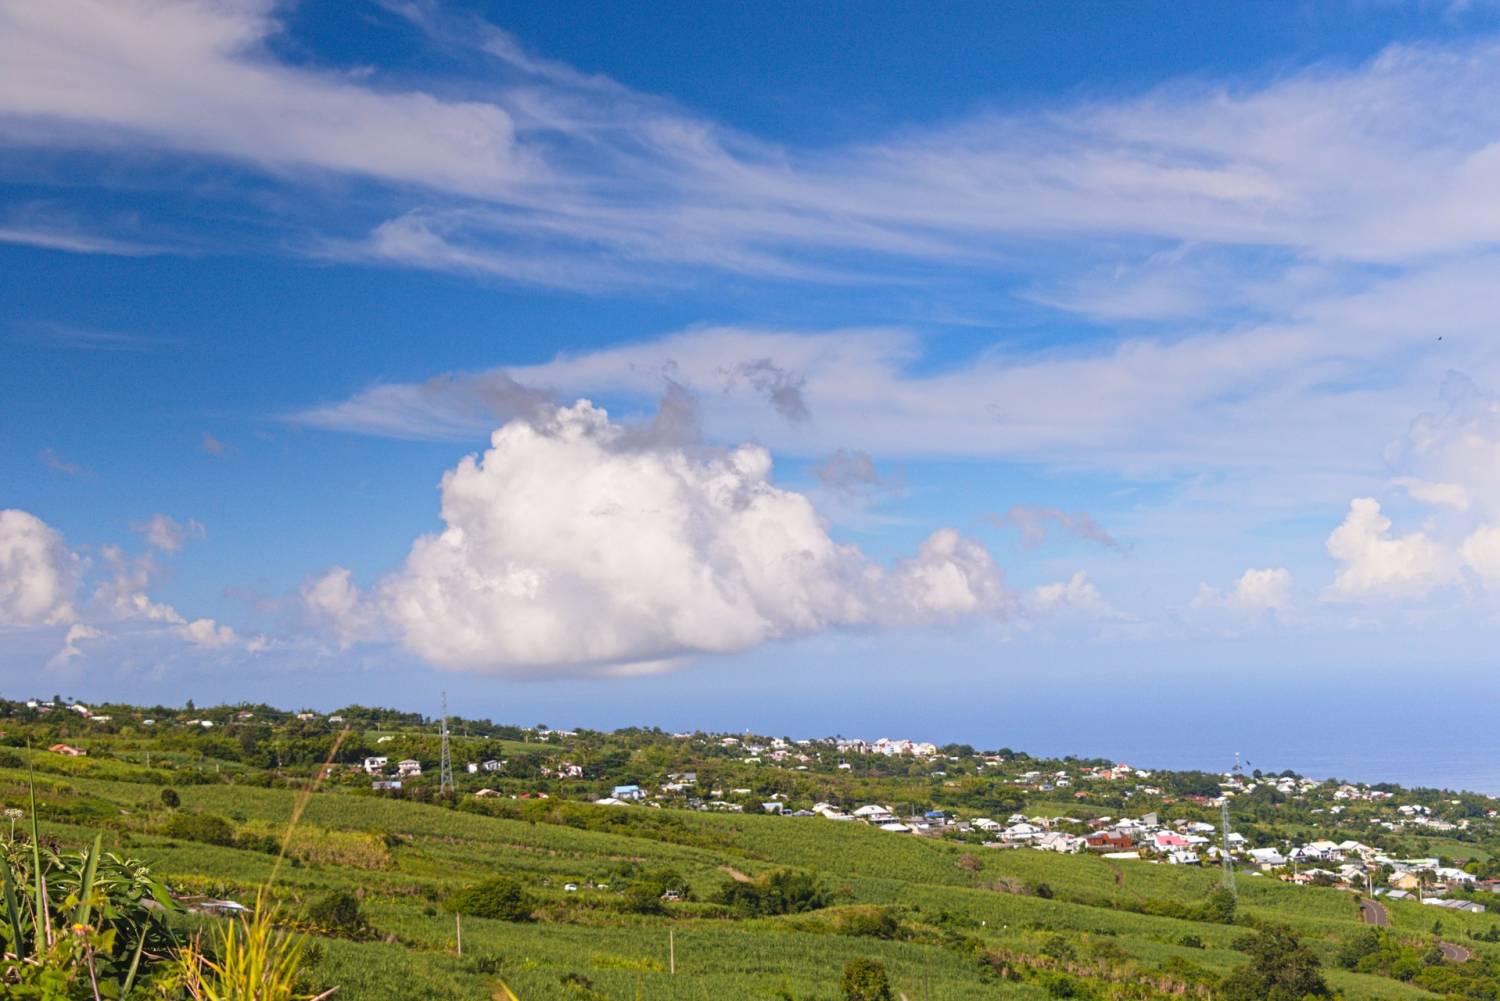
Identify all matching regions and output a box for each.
[7,1,1500,299]
[38,447,85,477]
[289,248,1500,504]
[0,225,166,257]
[995,506,1122,550]
[16,321,161,352]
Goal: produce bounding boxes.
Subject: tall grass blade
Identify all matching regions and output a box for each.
[27,764,50,954]
[1,854,24,955]
[74,831,103,926]
[120,921,148,999]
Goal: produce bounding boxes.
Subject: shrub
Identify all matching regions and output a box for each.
[842,956,892,1001]
[1200,886,1237,924]
[1335,928,1380,969]
[164,811,235,846]
[1219,925,1329,1001]
[0,750,23,768]
[716,869,828,917]
[560,971,594,992]
[1039,972,1088,998]
[1041,934,1076,962]
[621,883,666,915]
[834,906,903,940]
[448,876,534,922]
[306,890,370,938]
[160,786,180,808]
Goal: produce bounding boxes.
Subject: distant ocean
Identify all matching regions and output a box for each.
[944,672,1500,796]
[575,658,1500,796]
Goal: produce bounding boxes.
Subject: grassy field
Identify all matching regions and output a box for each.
[5,754,1485,1001]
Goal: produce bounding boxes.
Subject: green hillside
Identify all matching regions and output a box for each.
[4,700,1500,999]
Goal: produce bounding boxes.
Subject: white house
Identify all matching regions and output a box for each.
[852,804,897,823]
[362,756,388,775]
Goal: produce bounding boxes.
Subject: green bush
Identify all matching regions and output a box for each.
[307,889,370,938]
[620,883,666,915]
[842,956,892,1001]
[834,906,903,940]
[1219,926,1329,1001]
[716,869,827,917]
[1200,886,1237,924]
[164,811,235,846]
[1039,971,1088,998]
[160,786,180,808]
[448,876,534,922]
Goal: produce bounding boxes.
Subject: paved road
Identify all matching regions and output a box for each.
[1360,900,1470,962]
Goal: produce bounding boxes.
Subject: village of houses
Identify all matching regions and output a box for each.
[364,730,1497,919]
[24,699,1498,917]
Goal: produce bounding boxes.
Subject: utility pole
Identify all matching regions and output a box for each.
[439,692,454,796]
[456,913,462,955]
[668,928,675,975]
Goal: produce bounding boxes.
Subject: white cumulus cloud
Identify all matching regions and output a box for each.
[1192,567,1292,614]
[48,622,103,668]
[0,509,79,628]
[378,402,1011,675]
[1324,498,1456,601]
[1025,571,1123,620]
[177,617,237,649]
[300,566,383,650]
[1461,524,1500,589]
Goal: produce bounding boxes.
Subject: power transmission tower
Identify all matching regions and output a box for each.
[439,691,454,796]
[1220,752,1240,895]
[1219,798,1236,895]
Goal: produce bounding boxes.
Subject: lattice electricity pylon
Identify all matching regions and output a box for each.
[1219,797,1236,895]
[439,691,454,796]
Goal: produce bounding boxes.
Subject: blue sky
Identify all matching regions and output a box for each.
[6,1,1500,764]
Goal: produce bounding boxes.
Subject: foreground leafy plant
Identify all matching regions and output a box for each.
[2,759,184,999]
[169,892,336,1001]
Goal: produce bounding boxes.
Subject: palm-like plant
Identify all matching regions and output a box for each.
[1,777,179,999]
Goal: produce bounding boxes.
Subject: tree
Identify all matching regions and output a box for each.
[716,869,828,917]
[1201,886,1237,924]
[621,883,666,915]
[1219,926,1329,1001]
[160,787,180,808]
[842,957,892,1001]
[307,890,369,938]
[448,876,533,921]
[1335,928,1380,969]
